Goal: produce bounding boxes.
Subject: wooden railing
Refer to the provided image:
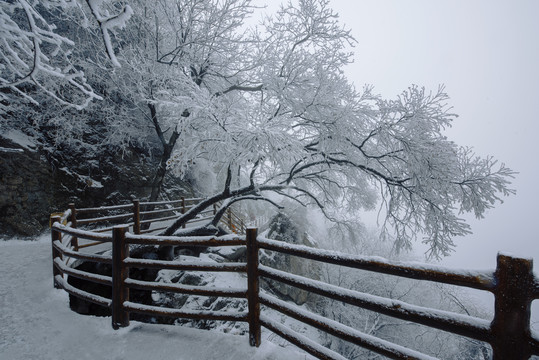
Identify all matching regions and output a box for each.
[50,205,539,360]
[220,204,246,235]
[62,198,246,251]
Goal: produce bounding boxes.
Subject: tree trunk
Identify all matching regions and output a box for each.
[148,146,172,204]
[142,103,181,229]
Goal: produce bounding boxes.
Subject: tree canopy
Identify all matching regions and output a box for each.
[0,0,515,258]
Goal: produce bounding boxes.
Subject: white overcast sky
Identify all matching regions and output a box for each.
[322,0,539,270]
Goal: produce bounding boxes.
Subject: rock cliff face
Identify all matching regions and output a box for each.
[262,213,321,305]
[0,134,193,237]
[0,136,55,236]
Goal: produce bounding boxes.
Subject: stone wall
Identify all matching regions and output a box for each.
[0,136,194,237]
[0,140,55,236]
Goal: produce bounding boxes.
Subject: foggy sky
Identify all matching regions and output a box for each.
[329,0,539,271]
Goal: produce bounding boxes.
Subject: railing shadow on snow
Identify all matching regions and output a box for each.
[50,202,539,360]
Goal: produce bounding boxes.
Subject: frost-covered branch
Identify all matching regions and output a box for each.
[84,0,133,67]
[0,0,134,113]
[0,0,102,111]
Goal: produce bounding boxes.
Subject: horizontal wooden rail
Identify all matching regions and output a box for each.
[54,258,112,286]
[138,214,214,226]
[140,197,203,207]
[139,226,168,234]
[93,222,135,233]
[124,301,248,322]
[53,240,112,264]
[186,215,215,223]
[258,237,495,292]
[260,293,437,360]
[260,315,347,360]
[125,233,245,247]
[139,214,181,225]
[137,209,211,226]
[62,198,247,253]
[139,206,184,216]
[124,258,247,272]
[77,213,133,225]
[259,265,492,343]
[125,278,247,298]
[77,241,107,249]
[76,203,134,214]
[53,223,113,242]
[55,275,112,308]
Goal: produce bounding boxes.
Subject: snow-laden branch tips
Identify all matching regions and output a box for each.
[85,0,134,67]
[0,0,133,112]
[0,0,102,111]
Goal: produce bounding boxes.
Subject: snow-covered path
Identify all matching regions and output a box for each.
[0,237,307,360]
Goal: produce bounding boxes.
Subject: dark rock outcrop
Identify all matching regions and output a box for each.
[261,212,321,305]
[0,134,194,237]
[67,246,163,321]
[1,136,55,236]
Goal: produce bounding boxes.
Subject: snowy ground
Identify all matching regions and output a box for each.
[0,235,310,360]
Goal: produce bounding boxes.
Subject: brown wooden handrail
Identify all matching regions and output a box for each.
[50,210,539,360]
[62,197,247,249]
[76,203,134,214]
[259,264,491,342]
[123,257,247,272]
[257,237,495,291]
[259,293,436,360]
[123,302,248,323]
[139,197,203,207]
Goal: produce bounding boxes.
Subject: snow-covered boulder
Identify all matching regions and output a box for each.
[260,213,321,306]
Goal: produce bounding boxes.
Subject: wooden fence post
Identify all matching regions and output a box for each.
[112,225,130,329]
[50,215,62,289]
[69,203,78,250]
[491,253,534,359]
[132,200,140,235]
[181,197,186,229]
[246,228,261,347]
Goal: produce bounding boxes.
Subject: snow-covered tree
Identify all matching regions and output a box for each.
[109,0,258,204]
[140,0,514,258]
[1,0,515,257]
[0,0,132,114]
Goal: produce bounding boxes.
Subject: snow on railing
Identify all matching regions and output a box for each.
[58,197,245,250]
[50,209,539,360]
